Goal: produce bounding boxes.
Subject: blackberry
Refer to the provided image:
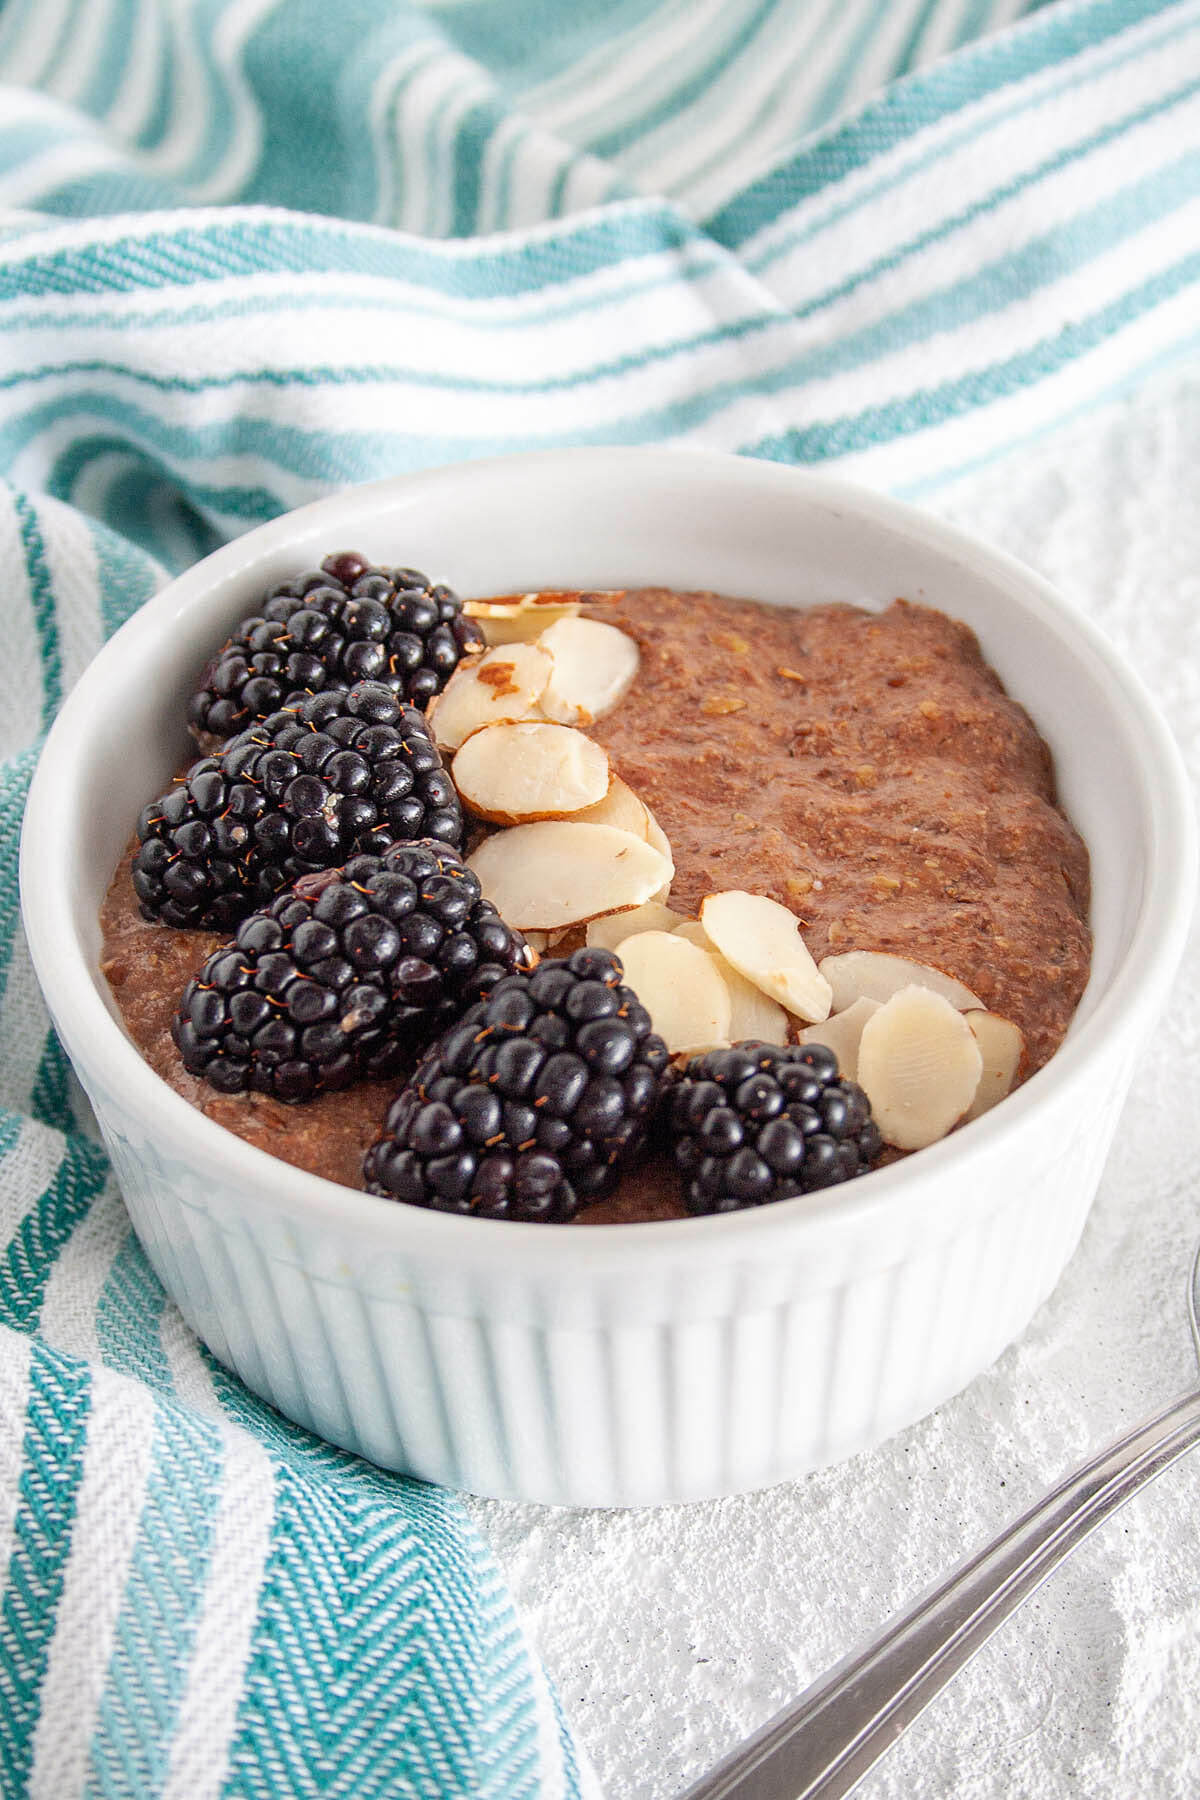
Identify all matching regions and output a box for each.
[666,1042,882,1214]
[172,841,531,1103]
[133,681,463,929]
[364,946,669,1221]
[188,551,484,739]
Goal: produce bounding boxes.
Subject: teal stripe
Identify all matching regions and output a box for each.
[0,203,699,303]
[0,325,780,398]
[225,1474,541,1797]
[83,1407,220,1800]
[0,0,33,64]
[490,119,521,232]
[465,1536,544,1800]
[201,1347,350,1457]
[88,514,164,639]
[585,0,780,162]
[546,152,573,222]
[746,5,1198,274]
[95,1231,171,1392]
[246,0,442,222]
[14,492,62,731]
[43,438,214,582]
[351,36,445,232]
[0,0,74,88]
[706,0,1184,243]
[0,747,39,1016]
[158,0,239,194]
[420,47,460,239]
[0,1341,91,1800]
[897,322,1200,499]
[8,394,397,504]
[744,246,1200,464]
[99,460,221,574]
[36,422,280,531]
[78,0,140,119]
[18,166,202,223]
[40,442,220,576]
[452,97,508,235]
[437,0,676,92]
[129,0,175,157]
[763,140,1200,390]
[200,1358,545,1799]
[782,78,1200,323]
[28,1034,75,1139]
[805,0,902,133]
[0,235,728,338]
[0,1129,111,1334]
[0,1113,25,1184]
[33,0,90,93]
[893,0,953,78]
[675,0,845,199]
[956,0,1013,51]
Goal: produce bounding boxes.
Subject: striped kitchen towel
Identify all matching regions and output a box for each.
[1,1,1198,1795]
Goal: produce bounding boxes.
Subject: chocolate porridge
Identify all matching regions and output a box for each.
[100,588,1091,1222]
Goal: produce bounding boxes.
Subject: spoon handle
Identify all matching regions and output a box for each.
[681,1385,1200,1800]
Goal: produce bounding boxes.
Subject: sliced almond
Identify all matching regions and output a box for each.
[429,642,553,752]
[475,609,581,647]
[465,590,619,618]
[856,986,983,1150]
[670,920,788,1044]
[463,593,543,618]
[586,899,687,951]
[573,775,651,839]
[818,950,982,1014]
[643,804,672,865]
[963,1012,1025,1121]
[719,959,790,1045]
[465,595,582,646]
[467,822,670,930]
[451,721,610,824]
[798,997,882,1083]
[699,890,832,1023]
[537,617,640,725]
[642,804,674,900]
[613,932,732,1055]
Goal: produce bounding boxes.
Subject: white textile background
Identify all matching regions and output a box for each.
[468,360,1200,1800]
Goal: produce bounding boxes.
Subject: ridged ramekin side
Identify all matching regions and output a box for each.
[86,1038,1132,1507]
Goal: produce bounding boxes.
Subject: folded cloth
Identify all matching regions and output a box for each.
[1,1,1198,1796]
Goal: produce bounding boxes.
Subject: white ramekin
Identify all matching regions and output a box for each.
[20,449,1196,1506]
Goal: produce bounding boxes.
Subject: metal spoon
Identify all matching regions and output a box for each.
[682,1238,1200,1800]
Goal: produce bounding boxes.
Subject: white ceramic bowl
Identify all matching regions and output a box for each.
[20,449,1196,1506]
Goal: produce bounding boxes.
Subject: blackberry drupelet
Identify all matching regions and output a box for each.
[133,681,463,929]
[363,945,669,1221]
[188,551,484,739]
[172,841,531,1103]
[666,1042,882,1214]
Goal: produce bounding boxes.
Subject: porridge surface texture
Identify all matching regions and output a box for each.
[100,588,1091,1221]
